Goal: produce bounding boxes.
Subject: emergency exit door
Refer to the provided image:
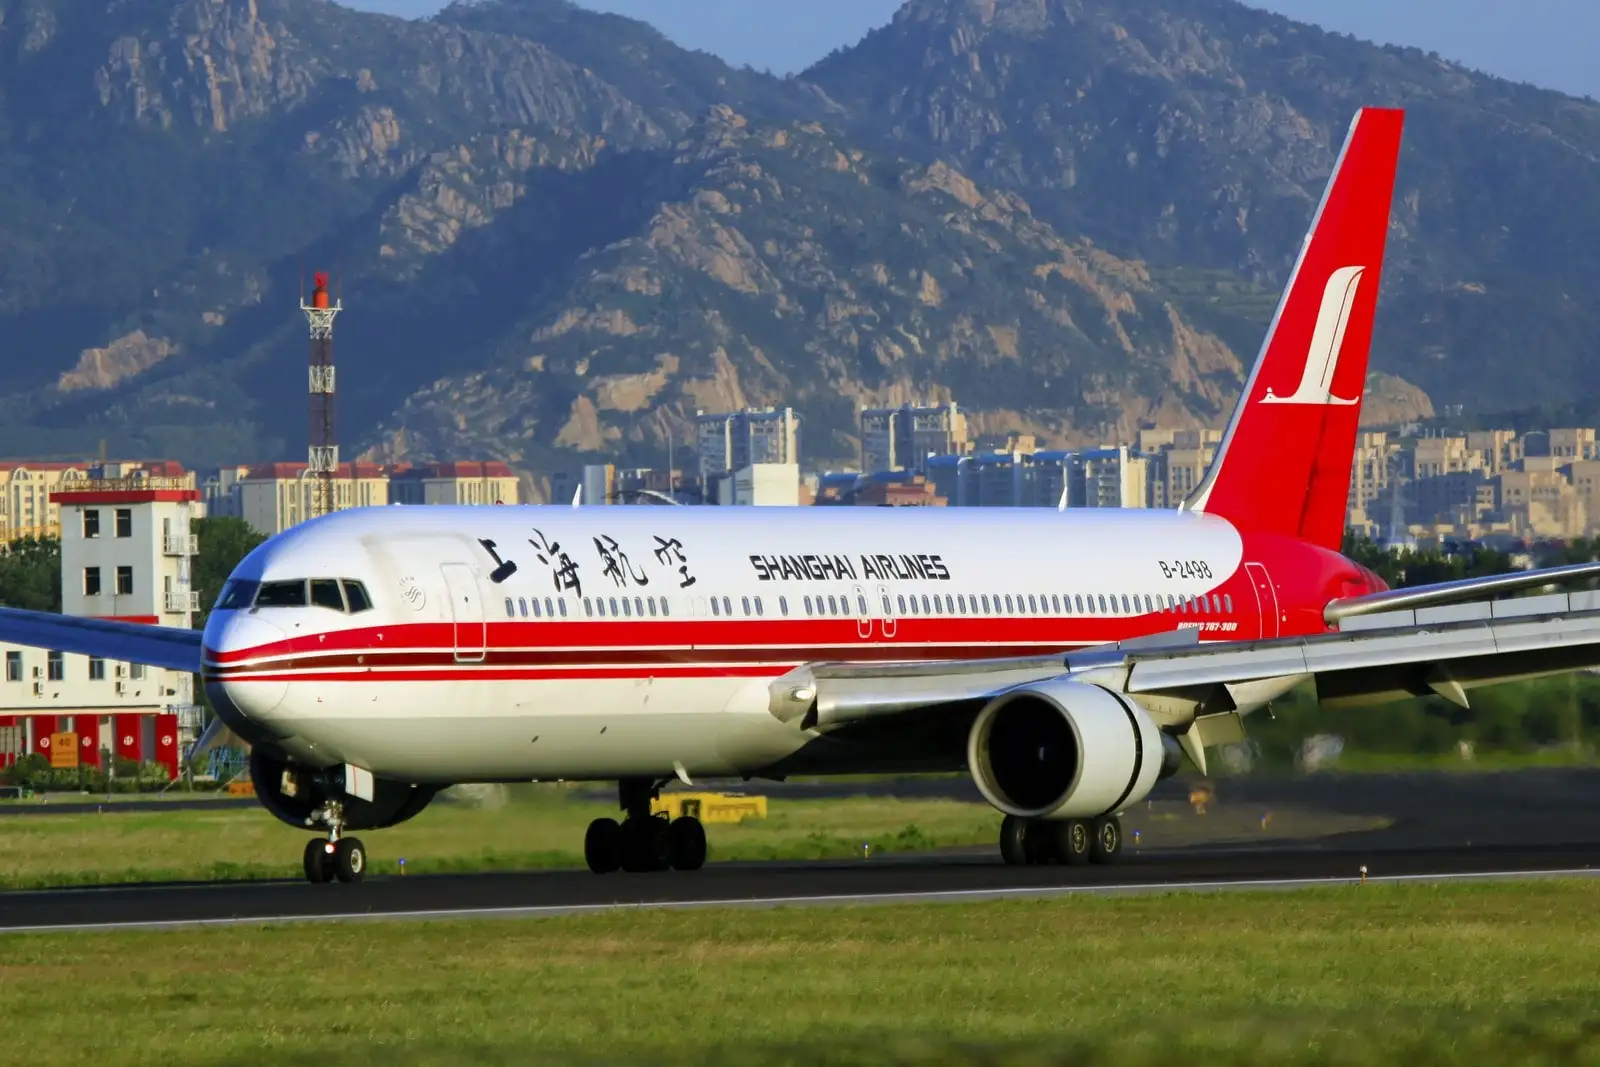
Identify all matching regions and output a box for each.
[441,563,486,663]
[1245,562,1280,640]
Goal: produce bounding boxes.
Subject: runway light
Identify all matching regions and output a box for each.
[861,841,871,860]
[1359,865,1368,885]
[1132,829,1141,847]
[399,858,407,876]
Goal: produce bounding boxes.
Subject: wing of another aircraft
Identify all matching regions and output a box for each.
[1324,560,1600,624]
[0,606,203,674]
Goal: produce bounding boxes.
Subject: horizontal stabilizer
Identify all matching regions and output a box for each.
[1323,561,1600,625]
[0,606,203,673]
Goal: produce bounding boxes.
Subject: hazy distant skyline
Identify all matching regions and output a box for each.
[345,0,1600,99]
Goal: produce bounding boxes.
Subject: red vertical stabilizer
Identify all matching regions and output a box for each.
[1184,108,1405,551]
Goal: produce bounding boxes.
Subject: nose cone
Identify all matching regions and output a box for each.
[204,614,290,738]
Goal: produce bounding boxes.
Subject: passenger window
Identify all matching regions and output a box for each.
[1213,594,1223,614]
[546,598,555,617]
[755,597,764,617]
[1224,594,1233,614]
[648,598,658,617]
[1003,595,1013,614]
[1120,595,1129,614]
[1098,595,1108,614]
[660,598,669,618]
[256,580,308,608]
[584,598,593,617]
[920,595,930,614]
[857,595,868,616]
[741,596,750,616]
[945,595,955,614]
[623,598,634,618]
[1027,595,1037,614]
[882,595,893,616]
[711,598,721,617]
[1145,595,1154,613]
[957,594,967,613]
[532,599,542,619]
[504,597,514,617]
[558,599,568,618]
[828,595,838,615]
[931,596,942,616]
[780,596,789,616]
[723,597,733,616]
[804,596,814,615]
[1050,594,1060,614]
[897,595,907,614]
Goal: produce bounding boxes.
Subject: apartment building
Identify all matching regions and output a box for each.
[0,474,201,774]
[391,461,520,507]
[696,408,800,478]
[239,462,389,536]
[860,402,968,474]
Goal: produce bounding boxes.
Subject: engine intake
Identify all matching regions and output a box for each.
[967,679,1180,820]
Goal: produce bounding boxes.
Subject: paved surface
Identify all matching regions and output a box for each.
[6,767,1600,933]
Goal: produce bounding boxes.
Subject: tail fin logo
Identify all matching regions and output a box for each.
[1260,266,1365,406]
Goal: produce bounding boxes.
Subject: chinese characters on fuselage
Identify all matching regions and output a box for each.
[476,530,698,594]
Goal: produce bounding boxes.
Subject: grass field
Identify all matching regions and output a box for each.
[0,788,1385,890]
[6,880,1600,1065]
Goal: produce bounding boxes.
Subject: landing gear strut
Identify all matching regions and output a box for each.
[999,814,1122,866]
[302,799,368,884]
[585,777,707,874]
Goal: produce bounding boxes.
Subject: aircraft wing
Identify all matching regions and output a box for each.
[0,606,203,674]
[772,591,1600,741]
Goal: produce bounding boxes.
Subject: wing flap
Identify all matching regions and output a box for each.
[0,606,203,674]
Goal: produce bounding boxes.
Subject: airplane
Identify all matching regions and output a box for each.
[9,105,1600,885]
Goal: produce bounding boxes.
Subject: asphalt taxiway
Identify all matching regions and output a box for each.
[4,842,1599,934]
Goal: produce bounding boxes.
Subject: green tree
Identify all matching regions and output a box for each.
[0,536,61,612]
[191,517,265,628]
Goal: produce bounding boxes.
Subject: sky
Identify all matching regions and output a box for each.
[345,0,1600,99]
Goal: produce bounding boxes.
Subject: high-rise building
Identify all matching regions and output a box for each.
[860,402,968,473]
[696,408,800,477]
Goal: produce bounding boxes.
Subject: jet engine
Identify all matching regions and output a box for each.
[249,748,440,832]
[966,679,1182,820]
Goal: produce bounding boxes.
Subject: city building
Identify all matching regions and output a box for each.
[239,462,389,536]
[391,462,520,507]
[696,408,800,478]
[0,460,192,542]
[730,464,801,506]
[201,465,252,520]
[860,402,968,474]
[0,472,202,774]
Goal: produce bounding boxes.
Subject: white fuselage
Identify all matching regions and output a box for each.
[205,504,1272,784]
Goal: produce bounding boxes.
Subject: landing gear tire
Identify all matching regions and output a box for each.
[1022,819,1057,865]
[303,838,334,884]
[333,837,367,883]
[1000,815,1029,866]
[621,816,672,873]
[1090,817,1122,865]
[585,818,623,874]
[668,816,707,871]
[1058,820,1092,866]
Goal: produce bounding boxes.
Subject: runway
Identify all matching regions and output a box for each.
[4,841,1599,934]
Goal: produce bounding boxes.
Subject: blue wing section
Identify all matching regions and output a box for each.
[0,606,203,673]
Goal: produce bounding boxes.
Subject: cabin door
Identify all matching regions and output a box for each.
[441,562,487,663]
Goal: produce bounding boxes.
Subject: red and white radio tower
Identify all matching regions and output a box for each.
[301,271,342,520]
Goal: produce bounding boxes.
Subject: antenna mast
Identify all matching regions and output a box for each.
[301,271,342,520]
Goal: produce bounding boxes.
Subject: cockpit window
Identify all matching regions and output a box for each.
[342,581,373,613]
[216,580,260,611]
[310,579,345,612]
[255,580,308,608]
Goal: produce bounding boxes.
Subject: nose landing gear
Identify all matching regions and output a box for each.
[584,778,707,874]
[301,799,368,884]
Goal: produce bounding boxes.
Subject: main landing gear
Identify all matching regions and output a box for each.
[302,799,368,884]
[999,814,1123,866]
[584,778,707,874]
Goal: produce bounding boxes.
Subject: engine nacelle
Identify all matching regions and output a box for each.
[967,678,1181,820]
[249,748,440,832]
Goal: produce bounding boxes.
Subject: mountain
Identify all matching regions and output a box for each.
[806,0,1600,415]
[2,0,1593,479]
